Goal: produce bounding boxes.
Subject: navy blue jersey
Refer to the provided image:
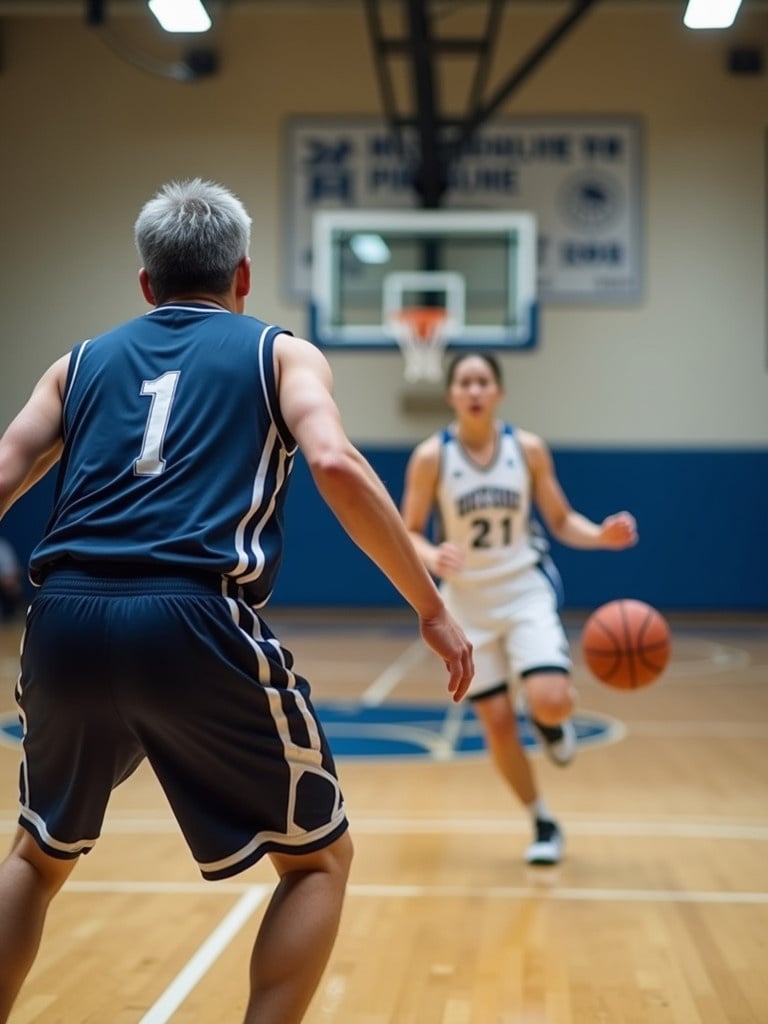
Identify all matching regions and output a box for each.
[30,303,297,607]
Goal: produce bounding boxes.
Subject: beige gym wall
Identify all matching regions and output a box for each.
[1,2,766,445]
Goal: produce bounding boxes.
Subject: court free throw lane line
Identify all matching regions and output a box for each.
[137,885,269,1024]
[359,640,425,705]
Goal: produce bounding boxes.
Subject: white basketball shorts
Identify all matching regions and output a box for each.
[441,562,572,699]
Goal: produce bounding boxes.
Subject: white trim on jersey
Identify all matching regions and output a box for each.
[231,432,291,587]
[228,325,296,587]
[229,425,280,579]
[145,304,232,316]
[62,338,91,437]
[258,325,298,456]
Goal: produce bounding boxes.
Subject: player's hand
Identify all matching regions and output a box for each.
[599,511,638,549]
[431,541,465,578]
[418,607,474,703]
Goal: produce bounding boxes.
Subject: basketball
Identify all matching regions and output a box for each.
[581,599,671,689]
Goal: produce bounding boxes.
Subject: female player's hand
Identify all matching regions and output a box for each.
[599,512,638,549]
[431,541,465,578]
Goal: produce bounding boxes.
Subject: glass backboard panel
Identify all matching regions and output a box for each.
[310,210,537,349]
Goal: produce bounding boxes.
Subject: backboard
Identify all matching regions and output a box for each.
[310,209,537,350]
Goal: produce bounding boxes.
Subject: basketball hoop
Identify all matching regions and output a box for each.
[388,306,451,385]
[381,269,465,409]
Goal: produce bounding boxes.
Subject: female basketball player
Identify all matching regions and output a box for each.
[401,351,637,865]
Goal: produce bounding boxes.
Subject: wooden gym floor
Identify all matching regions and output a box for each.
[1,608,766,1023]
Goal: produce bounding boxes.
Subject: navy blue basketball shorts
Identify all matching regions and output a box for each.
[15,569,348,880]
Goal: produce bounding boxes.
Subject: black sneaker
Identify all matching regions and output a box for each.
[525,817,564,866]
[530,717,576,767]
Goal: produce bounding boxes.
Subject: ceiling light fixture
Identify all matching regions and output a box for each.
[683,0,744,29]
[148,0,212,34]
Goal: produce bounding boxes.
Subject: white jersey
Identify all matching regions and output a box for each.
[435,422,548,589]
[435,423,569,690]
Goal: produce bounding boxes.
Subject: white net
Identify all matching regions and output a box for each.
[388,306,451,384]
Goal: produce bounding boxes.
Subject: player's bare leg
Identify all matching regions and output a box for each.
[244,831,353,1024]
[473,689,567,865]
[472,691,537,805]
[524,670,577,768]
[525,670,575,727]
[0,828,77,1022]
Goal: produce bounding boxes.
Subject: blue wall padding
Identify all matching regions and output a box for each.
[3,448,766,611]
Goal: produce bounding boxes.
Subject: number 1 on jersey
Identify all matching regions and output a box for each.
[135,371,180,477]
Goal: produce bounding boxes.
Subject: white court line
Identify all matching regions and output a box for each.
[434,700,467,761]
[348,883,768,905]
[60,878,768,907]
[137,885,268,1024]
[3,814,764,840]
[627,721,768,737]
[346,817,768,840]
[661,641,751,676]
[360,640,425,705]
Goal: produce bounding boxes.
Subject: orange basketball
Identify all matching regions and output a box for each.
[581,599,671,689]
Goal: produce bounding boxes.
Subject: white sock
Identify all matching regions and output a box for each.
[527,798,552,823]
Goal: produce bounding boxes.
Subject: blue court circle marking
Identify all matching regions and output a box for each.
[0,704,623,760]
[313,702,622,760]
[0,715,22,749]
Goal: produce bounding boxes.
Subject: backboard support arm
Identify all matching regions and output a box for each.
[363,0,601,206]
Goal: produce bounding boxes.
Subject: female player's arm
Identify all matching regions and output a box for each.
[519,429,637,551]
[0,355,68,519]
[401,440,464,579]
[274,334,472,700]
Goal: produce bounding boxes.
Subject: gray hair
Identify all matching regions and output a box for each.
[134,178,252,303]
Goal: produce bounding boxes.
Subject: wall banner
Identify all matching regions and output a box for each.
[284,114,643,306]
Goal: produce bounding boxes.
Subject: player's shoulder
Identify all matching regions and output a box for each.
[514,426,554,474]
[87,311,146,342]
[514,426,548,454]
[409,431,447,478]
[274,329,317,353]
[404,432,443,493]
[80,309,173,355]
[273,331,331,374]
[411,430,443,464]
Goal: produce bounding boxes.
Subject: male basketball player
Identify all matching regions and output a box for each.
[0,179,473,1024]
[402,351,636,866]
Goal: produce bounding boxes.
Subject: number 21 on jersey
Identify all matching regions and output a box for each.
[470,516,513,547]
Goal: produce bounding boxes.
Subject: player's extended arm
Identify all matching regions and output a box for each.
[275,335,472,701]
[401,441,464,578]
[521,430,638,551]
[0,355,68,520]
